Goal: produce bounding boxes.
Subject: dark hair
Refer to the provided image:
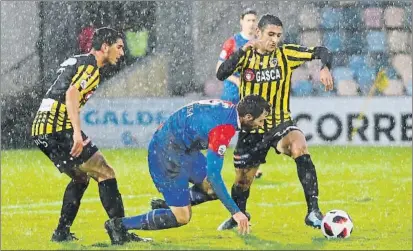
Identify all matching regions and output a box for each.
[92,27,124,50]
[241,8,257,19]
[258,14,283,30]
[237,95,271,119]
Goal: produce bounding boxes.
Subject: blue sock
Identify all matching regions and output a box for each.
[121,209,180,230]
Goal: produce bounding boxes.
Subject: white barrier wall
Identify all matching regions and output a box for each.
[81,97,412,148]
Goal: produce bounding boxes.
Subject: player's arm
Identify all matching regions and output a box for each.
[66,85,82,157]
[216,61,240,87]
[206,124,250,234]
[65,63,93,157]
[312,46,333,71]
[216,46,248,81]
[283,44,331,68]
[206,125,238,214]
[283,44,333,91]
[312,46,334,91]
[216,38,241,86]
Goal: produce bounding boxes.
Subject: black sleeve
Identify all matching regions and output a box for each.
[216,48,246,81]
[313,46,333,70]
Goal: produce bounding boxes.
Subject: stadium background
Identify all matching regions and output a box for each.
[1,0,412,149]
[1,1,411,250]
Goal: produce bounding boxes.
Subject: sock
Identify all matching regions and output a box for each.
[121,209,181,230]
[98,178,125,218]
[231,184,250,213]
[56,180,89,231]
[295,154,319,213]
[189,184,217,206]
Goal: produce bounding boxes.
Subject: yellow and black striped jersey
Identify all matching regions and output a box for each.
[31,54,100,136]
[234,44,316,132]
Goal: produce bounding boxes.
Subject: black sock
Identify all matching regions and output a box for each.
[295,154,319,213]
[98,178,125,218]
[189,184,217,206]
[56,180,89,232]
[231,184,250,213]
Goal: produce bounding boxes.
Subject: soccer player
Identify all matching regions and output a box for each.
[104,95,271,245]
[216,8,264,179]
[216,8,257,104]
[215,14,334,230]
[31,27,148,243]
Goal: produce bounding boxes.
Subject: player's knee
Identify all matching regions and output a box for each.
[93,154,116,181]
[66,167,90,185]
[98,166,115,181]
[234,180,252,191]
[103,165,116,179]
[235,175,254,190]
[290,140,308,158]
[73,173,90,185]
[173,210,191,225]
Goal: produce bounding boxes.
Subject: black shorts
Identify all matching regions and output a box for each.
[32,130,99,173]
[233,120,301,169]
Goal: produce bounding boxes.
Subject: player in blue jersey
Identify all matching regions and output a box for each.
[216,8,257,105]
[104,95,270,245]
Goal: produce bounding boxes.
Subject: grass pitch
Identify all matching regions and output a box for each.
[1,146,411,250]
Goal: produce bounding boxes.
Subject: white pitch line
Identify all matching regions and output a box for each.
[1,194,153,210]
[256,178,412,190]
[257,200,348,208]
[1,207,151,216]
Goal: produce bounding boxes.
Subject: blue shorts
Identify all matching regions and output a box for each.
[221,80,239,104]
[148,138,207,207]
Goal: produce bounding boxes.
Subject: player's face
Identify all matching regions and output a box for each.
[240,14,257,35]
[241,110,268,130]
[257,24,283,51]
[105,38,125,65]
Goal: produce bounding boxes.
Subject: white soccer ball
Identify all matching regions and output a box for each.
[321,209,353,239]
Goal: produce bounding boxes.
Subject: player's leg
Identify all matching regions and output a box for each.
[33,132,92,242]
[217,166,257,231]
[187,151,218,205]
[276,127,322,228]
[51,167,90,242]
[105,146,190,244]
[217,131,269,230]
[79,151,126,220]
[119,187,192,231]
[151,151,218,209]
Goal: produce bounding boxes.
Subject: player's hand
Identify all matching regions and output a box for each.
[232,212,250,235]
[70,131,83,157]
[242,40,262,51]
[320,67,334,91]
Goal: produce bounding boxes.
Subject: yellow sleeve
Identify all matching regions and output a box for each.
[282,44,315,69]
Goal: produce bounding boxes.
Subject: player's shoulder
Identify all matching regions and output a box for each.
[282,44,314,52]
[60,54,97,69]
[72,54,98,67]
[223,35,236,45]
[281,43,300,50]
[217,104,238,125]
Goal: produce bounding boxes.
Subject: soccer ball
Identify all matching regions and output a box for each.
[321,209,353,239]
